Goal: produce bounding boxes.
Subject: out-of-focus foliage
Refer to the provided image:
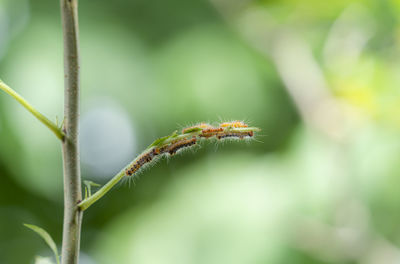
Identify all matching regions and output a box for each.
[0,0,400,263]
[24,223,59,264]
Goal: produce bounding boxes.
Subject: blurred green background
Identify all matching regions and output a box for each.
[1,0,400,263]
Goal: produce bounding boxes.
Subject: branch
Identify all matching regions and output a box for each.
[59,0,82,263]
[78,122,261,211]
[0,79,65,140]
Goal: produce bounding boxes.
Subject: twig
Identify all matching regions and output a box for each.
[0,79,65,140]
[59,0,82,263]
[78,126,261,211]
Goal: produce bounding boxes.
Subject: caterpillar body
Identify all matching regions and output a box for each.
[125,138,197,176]
[166,137,197,155]
[125,147,160,176]
[200,127,224,138]
[216,131,254,139]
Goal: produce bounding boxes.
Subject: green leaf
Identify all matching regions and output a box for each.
[149,135,171,147]
[84,180,101,197]
[182,127,203,133]
[170,130,179,137]
[84,180,101,187]
[24,224,60,264]
[149,130,182,148]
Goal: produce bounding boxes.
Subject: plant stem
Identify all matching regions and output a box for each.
[0,80,65,140]
[79,170,125,211]
[78,126,261,211]
[60,0,82,263]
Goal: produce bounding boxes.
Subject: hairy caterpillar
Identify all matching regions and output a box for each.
[200,127,224,138]
[219,121,248,128]
[155,138,193,156]
[125,138,197,176]
[216,131,254,139]
[125,148,160,176]
[166,137,197,155]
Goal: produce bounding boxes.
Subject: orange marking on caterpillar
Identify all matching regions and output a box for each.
[219,121,248,128]
[200,127,223,138]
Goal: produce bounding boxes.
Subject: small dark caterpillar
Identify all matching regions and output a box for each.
[125,138,197,176]
[157,137,185,154]
[216,131,254,139]
[125,148,159,176]
[166,137,197,155]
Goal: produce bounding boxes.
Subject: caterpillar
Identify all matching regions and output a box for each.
[216,131,254,140]
[125,138,197,176]
[166,137,197,155]
[158,137,188,154]
[200,127,224,138]
[125,147,160,176]
[219,121,248,128]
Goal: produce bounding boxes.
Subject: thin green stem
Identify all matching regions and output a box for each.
[78,126,262,211]
[0,79,65,140]
[78,170,125,211]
